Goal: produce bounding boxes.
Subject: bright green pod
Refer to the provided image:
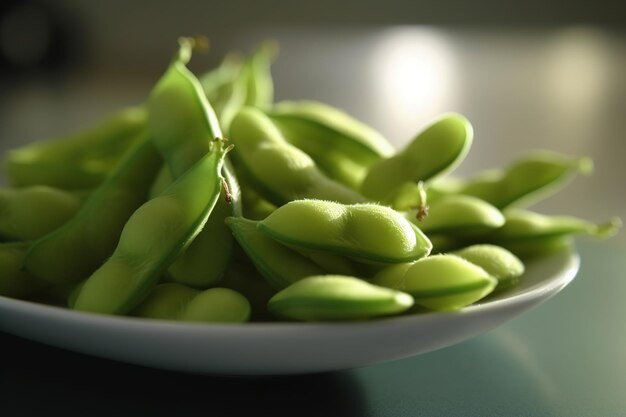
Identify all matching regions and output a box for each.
[448,150,594,209]
[0,242,46,299]
[258,199,432,264]
[226,216,326,289]
[406,194,505,236]
[0,185,84,241]
[148,38,241,288]
[72,139,230,315]
[23,139,163,286]
[360,113,473,202]
[268,100,393,189]
[133,283,250,323]
[452,244,525,291]
[4,107,146,189]
[229,107,368,205]
[372,254,497,311]
[267,275,414,321]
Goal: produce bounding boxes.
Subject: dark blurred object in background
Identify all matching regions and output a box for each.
[0,0,81,76]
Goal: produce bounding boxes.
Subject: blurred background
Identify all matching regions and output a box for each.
[0,0,624,242]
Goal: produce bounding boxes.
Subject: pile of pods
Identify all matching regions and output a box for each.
[0,38,621,322]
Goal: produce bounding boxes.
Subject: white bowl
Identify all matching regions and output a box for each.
[0,248,579,376]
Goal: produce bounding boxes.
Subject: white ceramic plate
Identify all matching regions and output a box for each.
[0,249,579,376]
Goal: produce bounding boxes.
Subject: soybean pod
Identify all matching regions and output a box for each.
[258,199,432,264]
[23,138,163,286]
[360,113,473,202]
[134,283,250,323]
[268,100,393,189]
[5,107,146,189]
[148,37,241,289]
[72,138,231,315]
[0,185,85,241]
[229,107,368,205]
[434,150,594,209]
[226,216,326,289]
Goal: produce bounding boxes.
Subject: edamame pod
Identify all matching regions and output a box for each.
[244,41,277,110]
[268,100,393,188]
[452,244,525,291]
[258,199,432,264]
[0,242,46,299]
[360,113,473,202]
[5,107,146,189]
[148,38,241,288]
[134,283,250,323]
[406,194,505,236]
[372,254,497,311]
[441,150,594,209]
[226,216,326,289]
[229,107,368,205]
[23,138,164,286]
[268,275,414,321]
[0,185,84,241]
[72,138,230,315]
[488,209,621,241]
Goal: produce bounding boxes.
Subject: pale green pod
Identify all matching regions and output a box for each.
[372,254,497,311]
[4,107,146,189]
[360,113,473,202]
[73,139,230,315]
[134,283,250,323]
[268,275,414,321]
[229,107,368,205]
[452,244,525,291]
[489,209,621,241]
[258,199,432,264]
[23,139,163,287]
[244,41,278,110]
[449,150,594,209]
[148,39,241,288]
[0,185,84,241]
[226,216,326,289]
[199,53,242,102]
[406,194,505,236]
[268,100,393,188]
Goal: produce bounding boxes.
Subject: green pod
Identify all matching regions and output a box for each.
[226,216,326,289]
[72,139,230,315]
[258,199,432,264]
[406,194,505,236]
[244,41,277,110]
[133,283,250,323]
[199,53,242,102]
[0,185,84,241]
[267,275,414,321]
[148,39,241,288]
[148,38,223,179]
[23,138,163,286]
[452,244,525,291]
[0,242,46,299]
[489,209,621,242]
[360,113,473,202]
[229,107,368,205]
[220,259,279,322]
[268,100,393,189]
[450,150,594,209]
[4,107,146,189]
[372,254,497,311]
